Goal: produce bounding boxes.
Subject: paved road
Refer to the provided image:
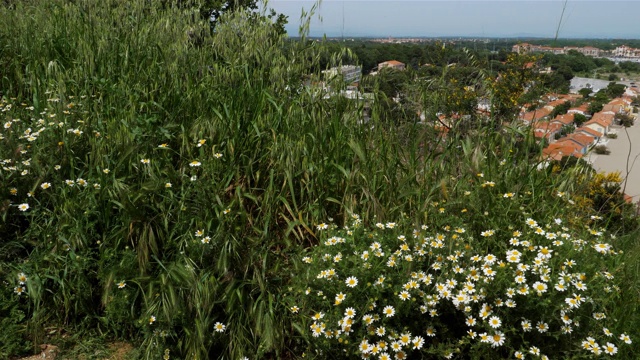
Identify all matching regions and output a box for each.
[585,115,640,203]
[570,77,639,93]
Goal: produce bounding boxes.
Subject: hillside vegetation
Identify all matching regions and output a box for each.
[1,1,639,359]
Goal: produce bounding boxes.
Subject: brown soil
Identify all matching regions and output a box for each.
[18,342,133,360]
[103,342,134,360]
[19,344,59,360]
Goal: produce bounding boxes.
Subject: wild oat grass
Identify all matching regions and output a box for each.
[1,1,638,359]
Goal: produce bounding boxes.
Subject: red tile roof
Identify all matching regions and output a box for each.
[380,60,405,66]
[521,108,552,123]
[566,133,595,147]
[547,98,569,108]
[542,142,583,161]
[552,113,575,126]
[601,104,623,114]
[587,112,614,127]
[575,126,602,138]
[568,103,589,114]
[608,98,629,106]
[533,122,562,139]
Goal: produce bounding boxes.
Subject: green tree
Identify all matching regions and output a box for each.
[605,82,626,98]
[578,87,592,99]
[615,113,635,127]
[489,53,541,122]
[168,0,287,33]
[374,67,409,99]
[574,113,587,126]
[551,101,572,118]
[588,101,604,114]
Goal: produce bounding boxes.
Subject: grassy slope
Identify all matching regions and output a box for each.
[0,1,638,359]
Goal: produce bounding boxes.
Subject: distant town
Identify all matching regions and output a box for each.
[512,43,640,60]
[317,40,640,188]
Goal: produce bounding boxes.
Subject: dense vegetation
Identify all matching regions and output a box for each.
[1,1,639,359]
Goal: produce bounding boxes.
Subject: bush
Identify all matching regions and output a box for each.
[607,133,618,139]
[594,145,611,155]
[615,113,635,127]
[288,193,637,358]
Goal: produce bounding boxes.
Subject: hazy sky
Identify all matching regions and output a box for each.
[268,1,640,38]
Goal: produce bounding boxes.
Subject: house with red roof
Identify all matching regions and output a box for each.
[558,134,592,154]
[551,113,575,127]
[542,141,583,161]
[601,104,624,114]
[575,126,603,144]
[572,132,595,147]
[520,107,552,125]
[378,60,406,71]
[533,121,562,141]
[568,103,589,115]
[545,98,569,110]
[584,112,614,135]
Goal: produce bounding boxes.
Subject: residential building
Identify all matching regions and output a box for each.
[570,133,598,148]
[580,46,601,57]
[511,44,610,58]
[584,112,614,135]
[378,60,406,71]
[567,103,589,116]
[551,113,575,127]
[559,135,591,154]
[542,142,583,161]
[613,45,640,58]
[533,121,562,141]
[575,126,603,144]
[322,65,362,84]
[544,98,570,112]
[520,107,552,125]
[601,104,624,115]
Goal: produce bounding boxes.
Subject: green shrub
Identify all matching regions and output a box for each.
[594,145,611,155]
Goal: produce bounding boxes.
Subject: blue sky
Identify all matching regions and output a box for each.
[267,1,640,38]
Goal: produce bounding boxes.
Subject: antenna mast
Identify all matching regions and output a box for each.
[342,0,345,41]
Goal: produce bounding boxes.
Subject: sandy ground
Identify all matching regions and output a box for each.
[585,114,640,203]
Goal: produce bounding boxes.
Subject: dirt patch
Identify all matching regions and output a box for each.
[19,344,59,360]
[17,342,134,360]
[104,342,134,360]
